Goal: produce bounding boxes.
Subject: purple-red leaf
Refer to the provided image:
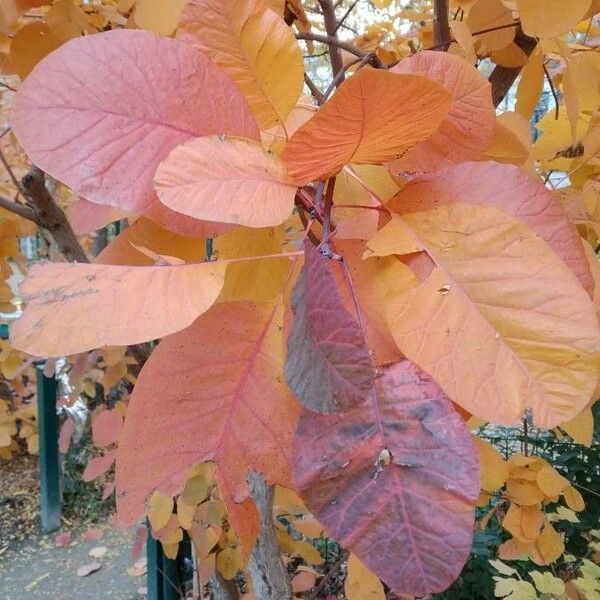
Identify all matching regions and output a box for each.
[285,242,374,413]
[11,29,259,236]
[293,360,479,597]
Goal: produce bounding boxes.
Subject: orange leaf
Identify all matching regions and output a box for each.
[383,202,600,428]
[281,68,452,185]
[536,466,569,498]
[177,0,303,129]
[473,437,508,493]
[155,136,296,228]
[537,522,564,564]
[345,553,385,600]
[115,302,300,540]
[563,486,585,512]
[10,261,226,356]
[390,51,495,172]
[9,22,63,79]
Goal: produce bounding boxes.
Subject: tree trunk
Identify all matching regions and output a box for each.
[211,572,239,600]
[247,473,292,600]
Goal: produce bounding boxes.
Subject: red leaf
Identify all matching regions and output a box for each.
[102,480,116,501]
[92,409,123,448]
[132,526,147,562]
[82,528,104,542]
[115,301,300,560]
[58,419,75,454]
[387,161,593,296]
[83,450,117,482]
[293,360,479,597]
[11,29,259,237]
[55,531,72,547]
[285,242,374,413]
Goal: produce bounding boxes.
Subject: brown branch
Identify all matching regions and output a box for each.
[21,167,89,263]
[296,32,367,60]
[0,193,36,221]
[433,0,451,49]
[304,73,326,105]
[317,0,344,78]
[489,26,537,106]
[543,63,560,119]
[427,20,521,51]
[324,56,364,99]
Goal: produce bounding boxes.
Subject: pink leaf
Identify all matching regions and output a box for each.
[285,241,374,413]
[67,198,130,236]
[55,532,72,547]
[83,450,117,482]
[293,360,479,597]
[291,571,316,593]
[11,29,259,237]
[92,409,123,448]
[102,480,116,501]
[387,161,593,296]
[82,528,104,542]
[58,419,75,454]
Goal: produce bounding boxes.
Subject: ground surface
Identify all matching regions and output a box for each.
[1,454,146,599]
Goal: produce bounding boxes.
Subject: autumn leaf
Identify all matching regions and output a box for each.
[389,51,495,172]
[92,409,123,448]
[82,450,116,482]
[386,161,594,295]
[10,261,226,356]
[177,0,303,129]
[345,554,385,600]
[285,242,374,413]
[134,0,186,35]
[95,218,208,267]
[293,360,479,597]
[474,437,508,493]
[154,136,296,228]
[380,202,600,428]
[9,22,63,79]
[518,0,592,38]
[115,302,300,558]
[281,67,452,185]
[67,199,130,237]
[11,29,259,236]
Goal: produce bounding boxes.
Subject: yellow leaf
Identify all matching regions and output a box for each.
[134,0,186,35]
[345,553,385,600]
[163,542,180,560]
[473,437,509,493]
[293,519,325,539]
[364,215,425,258]
[384,202,600,428]
[493,576,537,599]
[177,0,304,129]
[213,226,290,303]
[490,43,529,68]
[530,570,565,596]
[561,406,594,447]
[216,547,239,580]
[275,527,323,565]
[148,490,174,533]
[506,479,546,506]
[483,113,530,167]
[518,0,592,38]
[27,433,39,455]
[563,485,585,512]
[537,522,564,564]
[516,52,545,120]
[47,0,91,42]
[467,0,516,54]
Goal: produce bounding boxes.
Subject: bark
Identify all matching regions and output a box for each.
[210,572,240,600]
[317,0,344,79]
[247,473,292,600]
[489,27,537,106]
[433,0,451,49]
[21,167,89,263]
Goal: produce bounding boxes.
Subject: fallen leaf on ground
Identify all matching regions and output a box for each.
[76,562,102,577]
[89,546,108,558]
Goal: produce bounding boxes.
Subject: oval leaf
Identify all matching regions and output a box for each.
[293,360,479,597]
[389,51,495,172]
[177,0,303,129]
[281,68,452,185]
[386,161,594,296]
[381,202,600,428]
[285,242,374,413]
[116,301,300,541]
[11,29,259,236]
[155,136,296,227]
[10,261,226,356]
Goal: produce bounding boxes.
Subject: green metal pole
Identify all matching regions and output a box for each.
[36,361,61,532]
[0,323,8,340]
[146,523,181,600]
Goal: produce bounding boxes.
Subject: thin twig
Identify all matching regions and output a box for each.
[323,56,364,99]
[334,0,359,33]
[0,81,17,92]
[543,63,560,120]
[427,19,520,51]
[0,194,36,221]
[304,73,326,105]
[296,32,368,59]
[308,551,348,600]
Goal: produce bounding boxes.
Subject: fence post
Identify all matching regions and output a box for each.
[36,361,61,533]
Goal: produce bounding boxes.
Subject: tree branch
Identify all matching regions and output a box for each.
[21,167,89,263]
[489,26,537,106]
[296,32,367,60]
[433,0,451,49]
[0,193,36,221]
[317,0,344,79]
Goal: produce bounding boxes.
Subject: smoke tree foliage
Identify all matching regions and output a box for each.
[2,0,600,597]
